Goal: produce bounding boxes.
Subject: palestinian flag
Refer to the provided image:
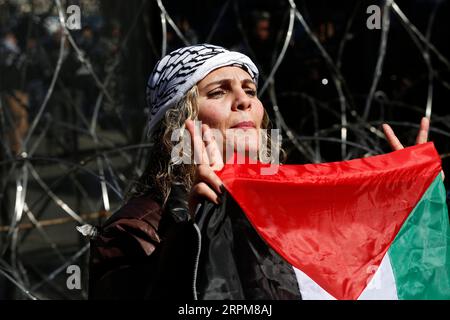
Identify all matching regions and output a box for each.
[216,142,450,300]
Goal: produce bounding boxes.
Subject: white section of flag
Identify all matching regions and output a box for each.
[293,253,399,300]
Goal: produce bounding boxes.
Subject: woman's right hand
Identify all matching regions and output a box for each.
[185,119,224,216]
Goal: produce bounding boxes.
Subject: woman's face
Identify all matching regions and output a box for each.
[196,66,265,158]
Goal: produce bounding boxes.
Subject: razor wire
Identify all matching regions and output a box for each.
[0,0,449,299]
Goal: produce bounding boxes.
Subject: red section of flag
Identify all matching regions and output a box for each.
[216,142,442,300]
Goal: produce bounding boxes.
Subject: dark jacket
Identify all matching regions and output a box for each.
[88,193,163,299]
[88,184,301,300]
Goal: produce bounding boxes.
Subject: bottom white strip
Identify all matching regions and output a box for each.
[293,254,399,300]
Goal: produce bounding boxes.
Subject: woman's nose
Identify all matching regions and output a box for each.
[231,88,252,111]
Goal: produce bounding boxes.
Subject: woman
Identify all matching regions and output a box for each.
[88,44,431,299]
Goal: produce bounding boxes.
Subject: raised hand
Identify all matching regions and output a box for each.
[382,117,444,180]
[185,119,224,216]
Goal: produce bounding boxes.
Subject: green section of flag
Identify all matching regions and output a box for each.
[388,173,450,299]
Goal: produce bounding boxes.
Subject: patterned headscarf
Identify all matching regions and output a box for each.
[146,44,259,135]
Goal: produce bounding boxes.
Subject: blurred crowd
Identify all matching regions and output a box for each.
[0,1,125,156]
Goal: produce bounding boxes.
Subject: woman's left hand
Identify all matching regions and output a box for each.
[382,117,429,151]
[382,117,445,180]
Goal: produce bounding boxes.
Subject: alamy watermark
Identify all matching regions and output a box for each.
[366,5,382,30]
[66,5,81,30]
[66,264,81,290]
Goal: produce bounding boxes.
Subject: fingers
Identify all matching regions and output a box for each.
[384,117,431,152]
[415,117,429,145]
[189,164,224,214]
[202,124,224,171]
[416,117,441,180]
[185,120,225,215]
[382,123,404,151]
[188,182,221,216]
[185,119,208,165]
[189,182,221,206]
[195,164,223,195]
[185,119,225,170]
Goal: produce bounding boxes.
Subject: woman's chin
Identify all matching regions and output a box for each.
[222,143,259,164]
[221,129,261,163]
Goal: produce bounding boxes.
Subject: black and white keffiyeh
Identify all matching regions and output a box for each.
[146,44,259,135]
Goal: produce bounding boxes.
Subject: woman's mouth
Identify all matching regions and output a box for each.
[231,121,256,129]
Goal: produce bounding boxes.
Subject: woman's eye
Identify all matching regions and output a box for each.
[245,89,257,96]
[207,90,225,98]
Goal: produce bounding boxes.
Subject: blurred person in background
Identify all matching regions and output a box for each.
[0,30,28,155]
